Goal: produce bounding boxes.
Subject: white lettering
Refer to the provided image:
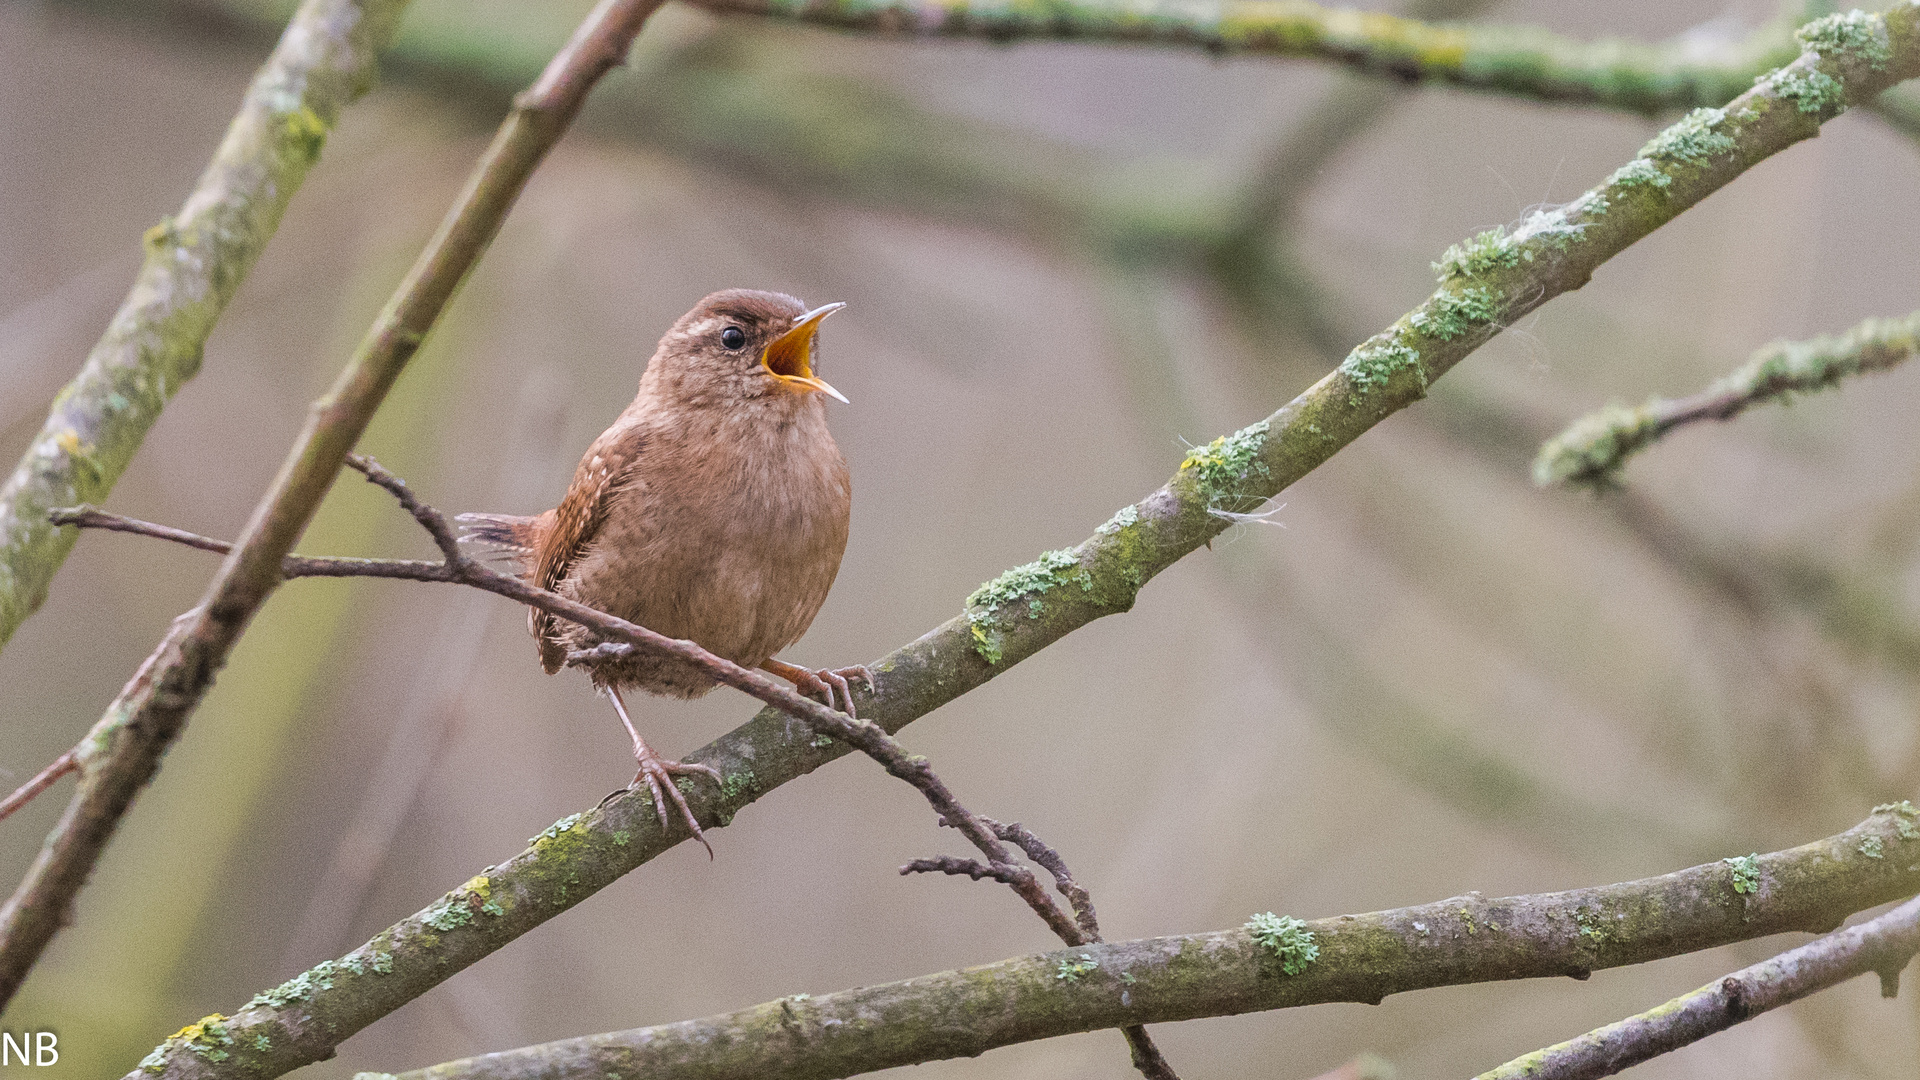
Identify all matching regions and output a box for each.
[1,1031,24,1066]
[35,1032,56,1066]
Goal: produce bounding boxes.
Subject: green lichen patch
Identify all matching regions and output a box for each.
[720,768,757,802]
[170,1015,235,1062]
[1608,158,1672,191]
[967,549,1088,618]
[1796,10,1891,69]
[612,829,632,847]
[1341,336,1425,402]
[531,812,588,847]
[1433,228,1525,282]
[1096,504,1139,535]
[1639,107,1734,166]
[1859,835,1886,859]
[1409,285,1502,342]
[248,959,345,1009]
[969,613,1004,665]
[1875,800,1920,840]
[1180,420,1272,507]
[1724,853,1761,895]
[424,895,475,932]
[1765,66,1846,114]
[1245,912,1318,975]
[1572,907,1611,945]
[1055,954,1100,982]
[1532,401,1659,488]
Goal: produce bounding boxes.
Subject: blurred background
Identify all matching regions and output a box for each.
[1,0,1918,1075]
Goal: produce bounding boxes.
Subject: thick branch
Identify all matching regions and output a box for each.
[689,0,1804,115]
[1535,309,1920,488]
[0,0,407,652]
[0,0,669,1022]
[1476,890,1920,1080]
[136,15,1920,1077]
[361,808,1920,1080]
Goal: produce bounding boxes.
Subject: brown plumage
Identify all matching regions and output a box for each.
[461,289,866,852]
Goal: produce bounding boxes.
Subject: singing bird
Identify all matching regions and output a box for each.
[460,289,867,852]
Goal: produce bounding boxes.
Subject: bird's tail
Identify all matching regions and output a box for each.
[455,512,542,566]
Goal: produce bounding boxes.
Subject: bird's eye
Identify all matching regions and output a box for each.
[720,326,747,350]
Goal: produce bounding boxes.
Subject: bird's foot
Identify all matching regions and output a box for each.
[630,748,724,859]
[765,659,875,719]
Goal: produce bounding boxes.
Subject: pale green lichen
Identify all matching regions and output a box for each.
[969,613,1004,665]
[1573,907,1611,945]
[1725,853,1761,895]
[248,960,343,1009]
[1859,835,1886,859]
[1245,912,1318,975]
[531,813,587,846]
[612,829,632,847]
[1533,401,1659,488]
[1180,420,1272,505]
[1876,800,1920,840]
[1409,285,1501,342]
[1765,66,1846,114]
[1341,337,1425,402]
[1434,228,1525,281]
[1796,10,1890,69]
[1055,953,1100,982]
[720,768,756,802]
[965,549,1092,662]
[1096,504,1139,534]
[1608,158,1671,191]
[1640,107,1734,165]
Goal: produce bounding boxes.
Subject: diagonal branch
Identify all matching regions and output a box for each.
[363,806,1920,1080]
[1475,891,1920,1080]
[125,14,1920,1077]
[0,0,409,653]
[1534,309,1920,488]
[0,0,671,1020]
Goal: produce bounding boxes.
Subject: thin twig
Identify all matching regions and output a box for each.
[1536,309,1920,487]
[0,0,671,1021]
[1475,892,1920,1080]
[0,752,77,825]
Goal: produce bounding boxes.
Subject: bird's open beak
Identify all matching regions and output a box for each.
[761,302,849,403]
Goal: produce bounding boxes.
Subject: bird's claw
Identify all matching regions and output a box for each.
[629,750,724,859]
[793,664,876,719]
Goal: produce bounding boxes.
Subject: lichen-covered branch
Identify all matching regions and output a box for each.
[357,807,1920,1080]
[1535,309,1920,488]
[689,0,1808,115]
[0,0,408,653]
[0,0,670,1021]
[1476,888,1920,1080]
[126,14,1920,1078]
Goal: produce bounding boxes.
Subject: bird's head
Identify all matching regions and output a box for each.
[647,289,848,408]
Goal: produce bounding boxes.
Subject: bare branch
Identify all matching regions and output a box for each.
[1536,309,1920,488]
[0,0,671,1023]
[1475,891,1920,1080]
[0,753,77,825]
[363,807,1920,1080]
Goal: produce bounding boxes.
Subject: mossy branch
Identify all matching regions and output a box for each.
[0,0,407,654]
[122,15,1920,1078]
[346,808,1920,1080]
[1534,309,1920,488]
[690,0,1809,115]
[0,0,670,1021]
[1477,888,1920,1080]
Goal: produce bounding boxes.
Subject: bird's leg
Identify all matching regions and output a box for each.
[761,658,875,719]
[607,687,723,858]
